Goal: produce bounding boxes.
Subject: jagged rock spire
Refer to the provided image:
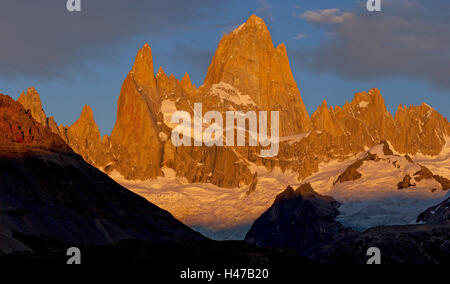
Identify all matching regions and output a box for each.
[110,43,163,180]
[17,87,47,126]
[130,43,157,90]
[204,14,312,135]
[180,72,196,94]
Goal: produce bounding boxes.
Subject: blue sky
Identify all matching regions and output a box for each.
[0,0,449,135]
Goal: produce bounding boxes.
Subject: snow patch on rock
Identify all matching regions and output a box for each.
[158,132,168,142]
[160,99,177,128]
[232,23,245,34]
[209,82,256,106]
[413,136,450,177]
[279,131,311,145]
[358,101,369,108]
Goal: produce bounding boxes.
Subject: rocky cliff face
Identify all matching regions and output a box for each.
[180,72,196,95]
[59,105,109,167]
[311,89,449,156]
[392,103,450,155]
[0,94,205,254]
[204,15,312,135]
[155,14,314,186]
[0,94,71,157]
[17,87,47,126]
[108,44,163,180]
[417,197,450,225]
[312,89,394,143]
[57,45,165,181]
[17,87,60,136]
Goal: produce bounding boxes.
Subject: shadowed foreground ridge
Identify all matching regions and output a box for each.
[417,197,450,225]
[245,183,352,257]
[0,93,206,254]
[246,183,450,264]
[311,224,450,264]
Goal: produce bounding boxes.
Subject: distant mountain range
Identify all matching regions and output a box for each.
[17,15,449,191]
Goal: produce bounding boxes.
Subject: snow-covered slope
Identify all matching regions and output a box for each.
[413,136,450,178]
[303,140,450,231]
[111,166,298,240]
[111,139,450,239]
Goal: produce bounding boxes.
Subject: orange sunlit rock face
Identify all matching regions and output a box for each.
[16,15,450,188]
[204,14,312,135]
[17,87,47,126]
[311,88,450,156]
[0,94,71,157]
[109,43,163,180]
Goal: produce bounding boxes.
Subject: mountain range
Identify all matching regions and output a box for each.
[19,15,449,191]
[3,15,449,259]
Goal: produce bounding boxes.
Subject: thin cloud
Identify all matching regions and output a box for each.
[256,0,274,23]
[293,33,307,40]
[293,0,450,90]
[291,5,302,18]
[301,8,352,24]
